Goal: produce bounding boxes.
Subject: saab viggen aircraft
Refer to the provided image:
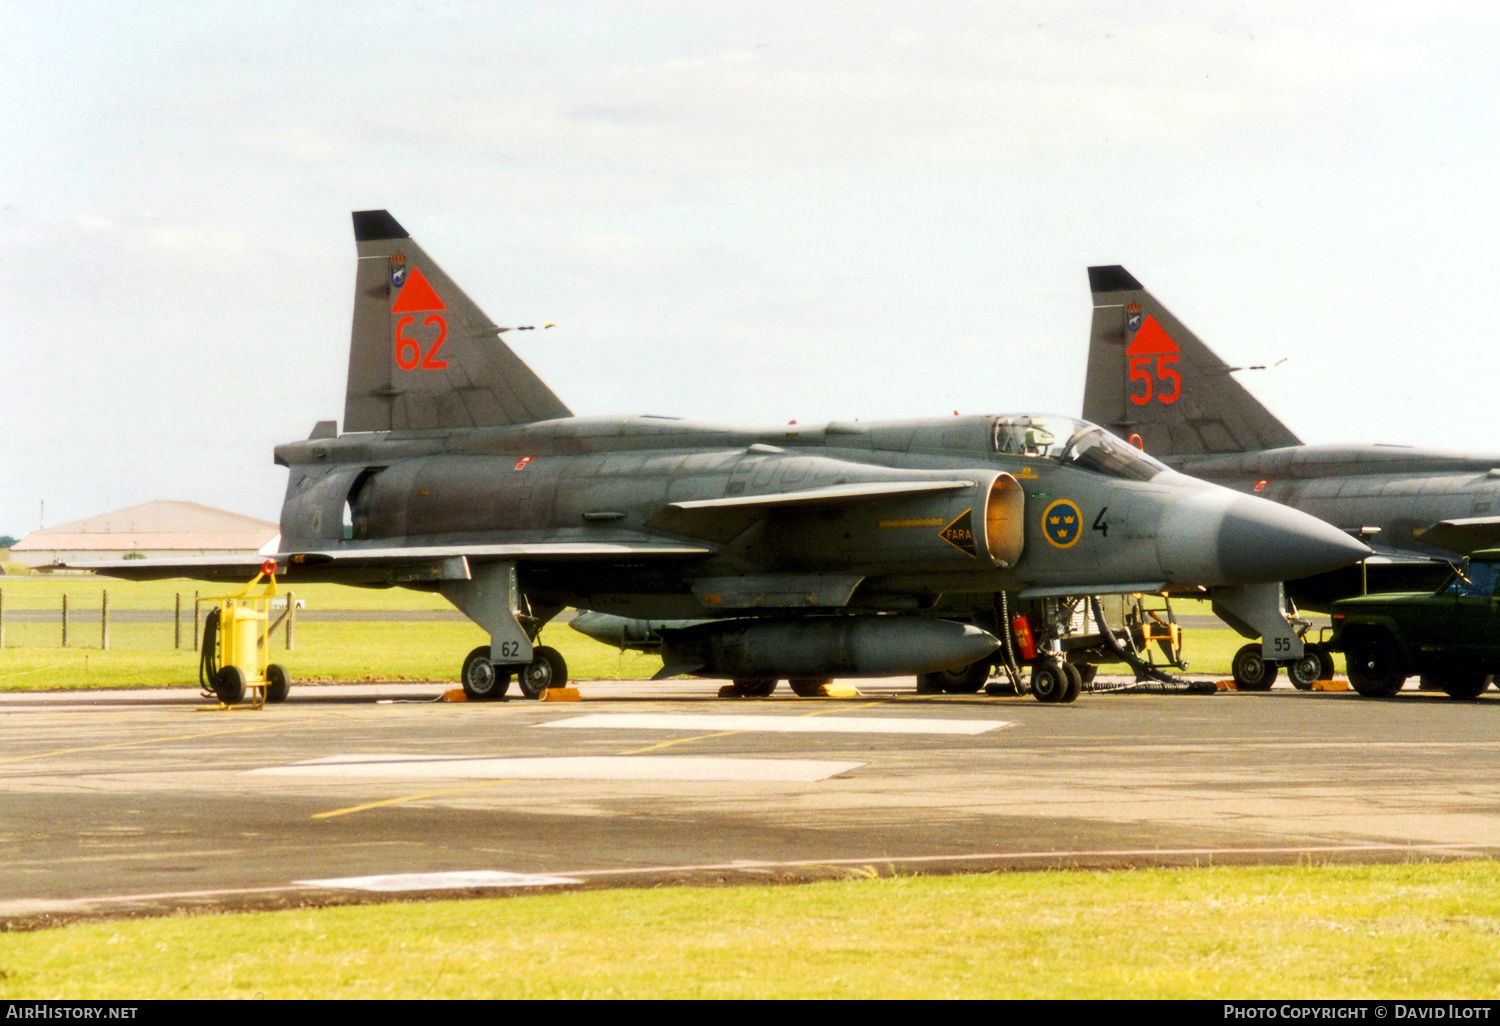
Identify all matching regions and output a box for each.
[69,215,1369,704]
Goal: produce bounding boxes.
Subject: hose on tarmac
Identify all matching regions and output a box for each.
[1089,596,1216,694]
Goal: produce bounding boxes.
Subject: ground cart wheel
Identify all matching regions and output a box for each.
[265,664,291,703]
[461,646,510,701]
[517,646,568,699]
[736,678,779,697]
[215,665,246,705]
[1232,643,1278,691]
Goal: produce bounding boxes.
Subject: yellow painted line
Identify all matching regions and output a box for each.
[0,659,90,681]
[0,723,283,764]
[617,730,740,755]
[308,693,896,819]
[312,781,511,820]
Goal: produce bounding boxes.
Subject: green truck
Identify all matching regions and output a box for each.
[1328,549,1500,699]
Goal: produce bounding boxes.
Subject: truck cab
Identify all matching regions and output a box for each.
[1328,549,1500,699]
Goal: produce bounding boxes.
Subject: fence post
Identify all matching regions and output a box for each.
[101,590,109,651]
[285,590,295,650]
[193,591,200,651]
[61,593,68,647]
[174,592,182,650]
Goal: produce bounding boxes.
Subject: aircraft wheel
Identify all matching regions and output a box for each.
[1345,640,1406,697]
[1078,664,1098,685]
[1287,654,1322,691]
[517,646,568,699]
[736,678,779,697]
[1232,644,1278,691]
[788,678,830,697]
[1308,644,1336,682]
[1029,659,1068,703]
[1060,661,1083,703]
[461,646,510,701]
[265,664,291,703]
[917,660,990,694]
[214,665,246,705]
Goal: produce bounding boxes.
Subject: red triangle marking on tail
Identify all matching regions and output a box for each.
[1126,315,1179,355]
[391,266,447,313]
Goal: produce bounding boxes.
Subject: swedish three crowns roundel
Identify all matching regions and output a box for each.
[1042,499,1083,549]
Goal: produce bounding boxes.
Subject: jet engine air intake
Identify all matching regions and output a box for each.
[985,474,1024,567]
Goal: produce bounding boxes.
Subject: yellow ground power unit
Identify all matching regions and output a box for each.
[198,560,291,708]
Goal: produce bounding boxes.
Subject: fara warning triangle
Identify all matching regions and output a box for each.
[1126,315,1178,356]
[391,266,448,313]
[938,509,978,557]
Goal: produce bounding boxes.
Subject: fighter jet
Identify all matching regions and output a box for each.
[74,214,1369,703]
[1084,265,1497,612]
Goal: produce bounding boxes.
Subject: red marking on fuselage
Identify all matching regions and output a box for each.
[391,266,447,313]
[1125,315,1178,356]
[515,456,534,471]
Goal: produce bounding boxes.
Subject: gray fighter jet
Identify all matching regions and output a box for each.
[74,214,1369,703]
[1084,265,1496,611]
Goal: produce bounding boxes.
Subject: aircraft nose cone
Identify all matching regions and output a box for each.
[1217,496,1371,583]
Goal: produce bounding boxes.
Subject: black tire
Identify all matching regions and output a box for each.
[1346,639,1406,698]
[1060,661,1083,703]
[736,677,779,697]
[917,660,990,695]
[1309,644,1336,682]
[265,664,291,703]
[517,645,568,699]
[1030,659,1067,704]
[787,678,829,697]
[1287,654,1321,691]
[1232,643,1278,691]
[1432,665,1490,700]
[1077,664,1098,685]
[461,646,509,701]
[214,665,246,705]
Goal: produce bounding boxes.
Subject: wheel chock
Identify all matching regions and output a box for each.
[540,687,581,701]
[717,684,746,698]
[823,682,862,698]
[1215,679,1237,691]
[1311,678,1350,691]
[441,688,468,702]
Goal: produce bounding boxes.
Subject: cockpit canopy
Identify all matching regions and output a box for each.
[992,415,1169,483]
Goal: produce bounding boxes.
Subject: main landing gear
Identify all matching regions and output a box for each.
[461,644,570,701]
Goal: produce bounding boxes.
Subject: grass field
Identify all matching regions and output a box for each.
[2,861,1496,998]
[0,578,1330,689]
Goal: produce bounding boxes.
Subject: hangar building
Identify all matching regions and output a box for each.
[10,501,280,569]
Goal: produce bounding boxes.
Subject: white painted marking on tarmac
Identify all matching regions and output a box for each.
[294,870,581,892]
[249,754,862,782]
[539,713,1012,735]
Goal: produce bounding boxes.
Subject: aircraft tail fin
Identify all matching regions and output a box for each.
[343,210,572,432]
[1083,265,1300,458]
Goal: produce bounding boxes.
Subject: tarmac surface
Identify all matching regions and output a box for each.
[3,675,1497,927]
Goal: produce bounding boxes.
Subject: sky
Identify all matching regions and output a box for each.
[5,1,1500,538]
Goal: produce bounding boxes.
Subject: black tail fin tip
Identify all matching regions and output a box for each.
[1088,265,1143,294]
[352,210,410,242]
